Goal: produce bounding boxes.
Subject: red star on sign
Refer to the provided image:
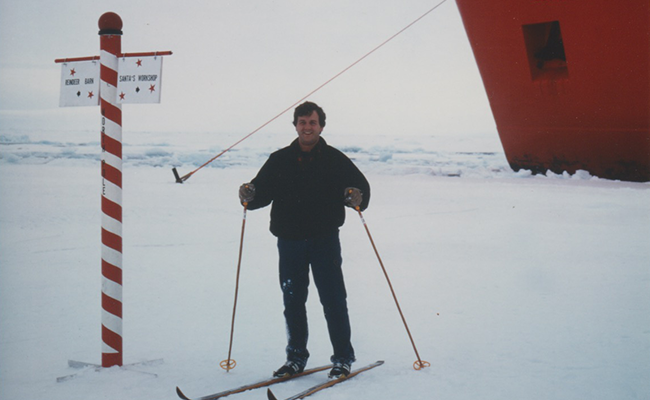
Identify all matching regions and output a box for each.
[70,68,76,76]
[119,92,126,100]
[149,84,156,93]
[88,91,94,99]
[136,59,143,67]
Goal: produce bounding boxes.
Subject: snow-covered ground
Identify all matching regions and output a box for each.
[1,129,649,400]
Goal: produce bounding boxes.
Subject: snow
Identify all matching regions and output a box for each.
[1,128,649,400]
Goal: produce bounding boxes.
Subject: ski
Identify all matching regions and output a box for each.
[267,360,384,400]
[175,364,332,400]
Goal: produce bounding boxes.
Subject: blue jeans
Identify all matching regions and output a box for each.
[277,231,355,366]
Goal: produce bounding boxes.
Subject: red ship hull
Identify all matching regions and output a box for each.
[456,0,649,181]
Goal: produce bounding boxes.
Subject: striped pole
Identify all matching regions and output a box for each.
[98,12,124,368]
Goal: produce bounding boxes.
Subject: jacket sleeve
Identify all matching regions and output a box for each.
[352,163,371,211]
[339,152,371,211]
[247,155,276,210]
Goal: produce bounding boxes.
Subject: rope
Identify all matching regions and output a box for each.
[176,0,449,182]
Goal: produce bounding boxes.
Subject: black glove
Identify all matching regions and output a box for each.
[239,183,255,205]
[344,187,362,209]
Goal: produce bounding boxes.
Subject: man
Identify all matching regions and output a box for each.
[238,101,370,379]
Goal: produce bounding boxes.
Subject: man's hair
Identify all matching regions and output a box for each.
[293,101,326,128]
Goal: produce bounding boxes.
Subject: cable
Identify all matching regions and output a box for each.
[173,0,449,183]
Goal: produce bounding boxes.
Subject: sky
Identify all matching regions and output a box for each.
[0,0,498,140]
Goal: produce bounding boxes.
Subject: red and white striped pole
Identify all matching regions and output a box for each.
[98,12,124,368]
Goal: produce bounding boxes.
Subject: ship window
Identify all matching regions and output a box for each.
[522,21,568,81]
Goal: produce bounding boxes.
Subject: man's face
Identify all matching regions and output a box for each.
[295,111,323,152]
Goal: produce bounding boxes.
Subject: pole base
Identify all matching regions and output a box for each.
[56,359,164,382]
[172,167,184,184]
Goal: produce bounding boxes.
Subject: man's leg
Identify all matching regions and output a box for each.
[310,231,355,365]
[277,238,310,366]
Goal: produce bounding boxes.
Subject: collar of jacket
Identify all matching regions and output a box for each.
[289,136,328,157]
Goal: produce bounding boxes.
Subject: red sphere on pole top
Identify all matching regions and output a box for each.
[98,12,123,35]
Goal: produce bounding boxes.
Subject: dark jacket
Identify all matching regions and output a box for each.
[247,137,370,240]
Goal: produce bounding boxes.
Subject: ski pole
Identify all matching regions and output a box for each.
[355,205,430,370]
[220,202,248,372]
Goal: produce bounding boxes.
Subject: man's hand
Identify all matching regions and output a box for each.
[344,187,362,209]
[239,183,255,205]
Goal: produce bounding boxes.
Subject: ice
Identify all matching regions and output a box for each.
[1,129,649,400]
